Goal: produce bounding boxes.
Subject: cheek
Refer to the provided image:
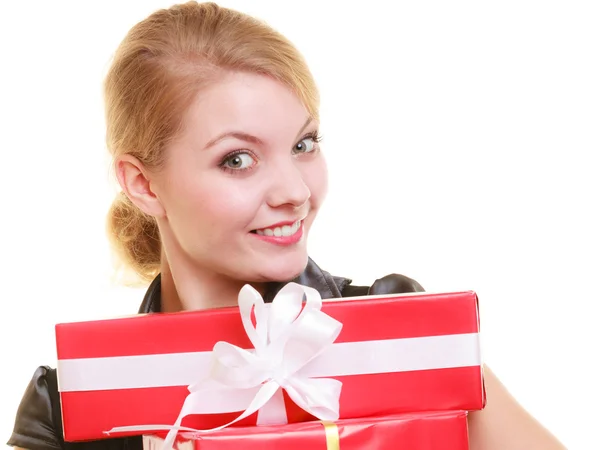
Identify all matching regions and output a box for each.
[181,178,264,233]
[160,161,258,230]
[203,185,260,224]
[304,156,329,207]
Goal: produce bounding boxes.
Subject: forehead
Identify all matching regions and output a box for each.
[181,71,311,143]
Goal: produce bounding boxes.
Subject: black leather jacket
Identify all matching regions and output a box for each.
[7,258,423,450]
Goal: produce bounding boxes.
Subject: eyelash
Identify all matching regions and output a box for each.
[218,149,257,174]
[307,130,323,144]
[218,131,323,174]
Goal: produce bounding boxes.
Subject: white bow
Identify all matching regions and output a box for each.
[107,282,343,450]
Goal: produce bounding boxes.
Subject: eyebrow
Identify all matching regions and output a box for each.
[202,116,314,151]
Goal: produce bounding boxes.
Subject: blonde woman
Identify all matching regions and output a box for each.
[8,3,566,450]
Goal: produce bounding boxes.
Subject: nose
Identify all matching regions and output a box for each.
[266,158,311,209]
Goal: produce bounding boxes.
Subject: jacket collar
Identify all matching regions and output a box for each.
[138,257,351,314]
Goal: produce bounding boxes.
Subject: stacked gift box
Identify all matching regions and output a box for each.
[55,283,485,449]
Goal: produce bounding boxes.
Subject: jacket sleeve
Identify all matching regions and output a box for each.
[341,273,425,297]
[7,368,142,450]
[6,366,63,450]
[368,273,425,295]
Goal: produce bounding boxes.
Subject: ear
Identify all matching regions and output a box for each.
[114,154,166,218]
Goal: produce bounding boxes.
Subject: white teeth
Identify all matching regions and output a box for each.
[256,220,301,237]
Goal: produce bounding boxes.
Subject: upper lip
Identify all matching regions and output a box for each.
[255,219,303,231]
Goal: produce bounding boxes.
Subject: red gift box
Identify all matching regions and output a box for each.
[142,411,470,450]
[55,287,485,442]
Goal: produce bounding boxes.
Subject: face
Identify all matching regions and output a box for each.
[150,71,328,283]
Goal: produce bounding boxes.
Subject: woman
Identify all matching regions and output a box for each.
[8,2,566,450]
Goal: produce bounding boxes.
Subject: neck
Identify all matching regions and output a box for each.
[159,248,266,312]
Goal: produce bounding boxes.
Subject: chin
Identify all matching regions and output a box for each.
[250,253,308,283]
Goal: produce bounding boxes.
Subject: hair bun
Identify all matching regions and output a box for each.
[106,191,161,285]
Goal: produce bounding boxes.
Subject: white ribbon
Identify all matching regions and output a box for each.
[106,282,343,450]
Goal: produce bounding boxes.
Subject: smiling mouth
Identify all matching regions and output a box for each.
[251,220,302,237]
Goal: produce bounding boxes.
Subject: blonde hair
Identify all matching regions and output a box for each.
[104,1,320,285]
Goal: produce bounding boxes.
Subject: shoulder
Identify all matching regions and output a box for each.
[7,367,142,450]
[7,366,62,450]
[341,273,425,297]
[298,258,424,299]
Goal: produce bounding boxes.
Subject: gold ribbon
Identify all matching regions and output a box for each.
[321,421,340,450]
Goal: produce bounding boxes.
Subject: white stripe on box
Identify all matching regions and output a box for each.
[57,332,481,393]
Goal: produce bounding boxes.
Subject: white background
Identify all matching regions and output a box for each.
[1,1,598,449]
